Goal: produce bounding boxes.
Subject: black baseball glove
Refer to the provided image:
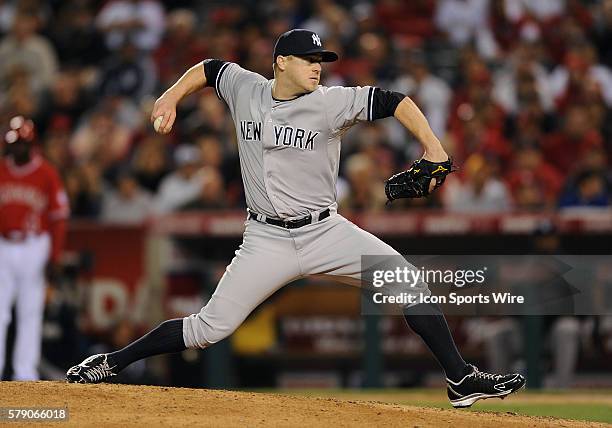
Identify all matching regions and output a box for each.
[385,157,455,201]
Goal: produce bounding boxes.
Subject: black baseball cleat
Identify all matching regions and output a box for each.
[447,364,526,408]
[66,354,118,384]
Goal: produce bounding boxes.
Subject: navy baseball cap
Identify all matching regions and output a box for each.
[273,29,338,63]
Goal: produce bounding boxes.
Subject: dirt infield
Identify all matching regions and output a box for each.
[0,382,608,427]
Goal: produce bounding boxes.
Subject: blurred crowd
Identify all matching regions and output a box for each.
[1,0,612,221]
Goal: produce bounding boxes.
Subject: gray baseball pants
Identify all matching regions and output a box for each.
[183,210,429,349]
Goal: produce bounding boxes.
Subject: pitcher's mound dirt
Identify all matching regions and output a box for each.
[0,382,606,427]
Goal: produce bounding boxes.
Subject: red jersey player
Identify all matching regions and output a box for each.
[0,116,69,380]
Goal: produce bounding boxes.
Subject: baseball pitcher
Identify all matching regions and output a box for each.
[67,29,525,407]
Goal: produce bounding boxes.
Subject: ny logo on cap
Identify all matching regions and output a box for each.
[312,33,321,46]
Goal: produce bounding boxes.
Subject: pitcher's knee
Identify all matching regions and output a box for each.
[403,282,431,308]
[182,311,243,349]
[393,278,430,295]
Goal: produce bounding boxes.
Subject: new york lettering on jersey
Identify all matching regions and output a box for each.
[239,120,262,142]
[214,62,373,218]
[273,125,318,151]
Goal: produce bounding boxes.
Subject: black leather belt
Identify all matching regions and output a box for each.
[249,208,330,229]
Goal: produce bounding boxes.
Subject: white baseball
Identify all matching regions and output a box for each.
[153,116,164,133]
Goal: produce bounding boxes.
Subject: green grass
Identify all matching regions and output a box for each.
[460,403,612,423]
[254,388,612,424]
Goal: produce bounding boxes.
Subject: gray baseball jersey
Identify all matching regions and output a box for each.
[182,62,429,349]
[216,62,374,219]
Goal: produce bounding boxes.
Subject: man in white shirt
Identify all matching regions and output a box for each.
[153,144,206,214]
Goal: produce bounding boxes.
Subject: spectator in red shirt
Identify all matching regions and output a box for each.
[375,0,436,40]
[550,45,612,111]
[448,107,512,169]
[153,9,207,89]
[449,57,511,167]
[542,104,604,175]
[506,146,564,209]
